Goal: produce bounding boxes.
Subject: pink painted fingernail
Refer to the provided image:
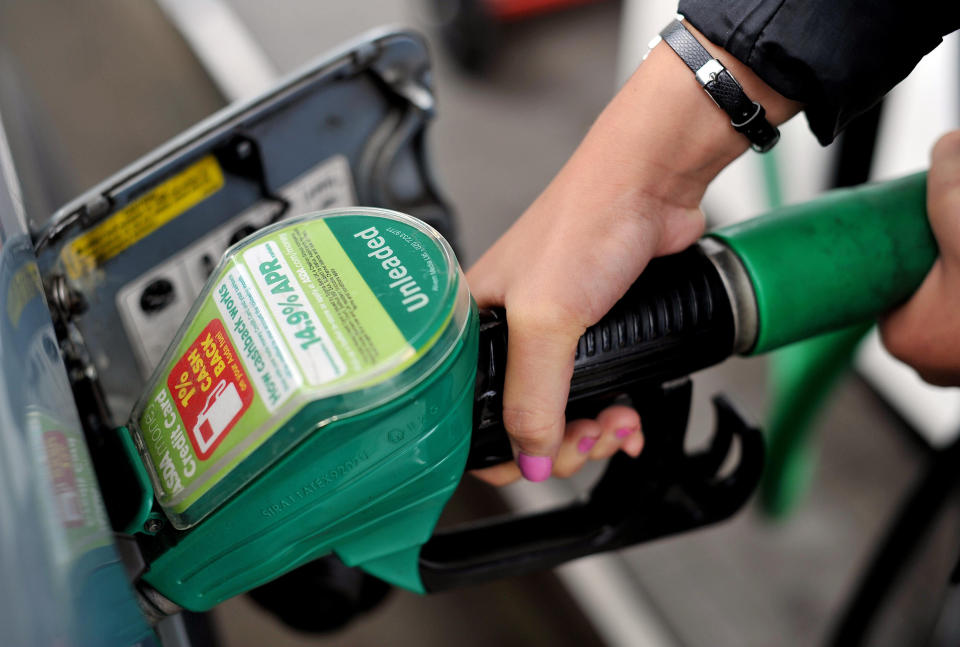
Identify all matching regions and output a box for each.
[517,454,552,482]
[616,427,634,439]
[577,436,598,454]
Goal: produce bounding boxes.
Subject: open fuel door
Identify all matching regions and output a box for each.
[33,29,455,421]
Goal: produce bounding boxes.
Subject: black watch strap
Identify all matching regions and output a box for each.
[659,18,780,153]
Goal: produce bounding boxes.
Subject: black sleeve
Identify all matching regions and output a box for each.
[678,1,960,145]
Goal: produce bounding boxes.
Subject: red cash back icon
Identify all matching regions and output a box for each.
[167,318,253,460]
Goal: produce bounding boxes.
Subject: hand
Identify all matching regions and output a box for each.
[880,130,960,385]
[467,141,701,485]
[467,30,800,485]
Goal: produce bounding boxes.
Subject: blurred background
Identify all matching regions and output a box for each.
[1,0,959,645]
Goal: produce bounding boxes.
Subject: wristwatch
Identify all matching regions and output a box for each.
[651,17,780,153]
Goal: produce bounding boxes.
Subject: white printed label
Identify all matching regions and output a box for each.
[243,240,346,385]
[214,264,302,412]
[282,154,356,212]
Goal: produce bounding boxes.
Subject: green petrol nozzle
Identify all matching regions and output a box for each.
[128,209,481,611]
[126,173,935,618]
[131,209,472,530]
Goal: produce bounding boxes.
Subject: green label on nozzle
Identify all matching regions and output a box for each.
[132,213,452,521]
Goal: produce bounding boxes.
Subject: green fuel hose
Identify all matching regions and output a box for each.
[712,172,934,516]
[710,172,935,355]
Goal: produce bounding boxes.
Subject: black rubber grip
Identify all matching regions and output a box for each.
[466,245,736,470]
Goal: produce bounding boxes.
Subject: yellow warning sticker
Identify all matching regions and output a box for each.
[6,262,41,328]
[62,156,224,278]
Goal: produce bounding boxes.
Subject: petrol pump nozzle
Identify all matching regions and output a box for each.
[125,172,933,616]
[425,171,935,589]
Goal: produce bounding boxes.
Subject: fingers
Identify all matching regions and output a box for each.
[499,303,582,481]
[471,461,522,487]
[587,405,643,460]
[553,406,644,477]
[553,419,602,478]
[879,130,960,386]
[474,405,645,485]
[928,130,960,266]
[880,261,960,385]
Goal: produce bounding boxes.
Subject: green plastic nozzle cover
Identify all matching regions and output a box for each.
[130,208,478,607]
[710,172,936,355]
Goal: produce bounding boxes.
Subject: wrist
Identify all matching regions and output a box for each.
[586,23,800,209]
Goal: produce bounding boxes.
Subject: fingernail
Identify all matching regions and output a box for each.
[616,427,634,439]
[517,454,552,482]
[577,436,598,454]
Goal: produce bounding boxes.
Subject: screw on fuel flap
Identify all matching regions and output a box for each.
[47,274,88,321]
[143,517,164,534]
[139,278,176,314]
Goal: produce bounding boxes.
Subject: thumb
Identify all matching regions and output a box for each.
[928,130,960,266]
[501,305,582,482]
[879,130,960,385]
[880,260,960,385]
